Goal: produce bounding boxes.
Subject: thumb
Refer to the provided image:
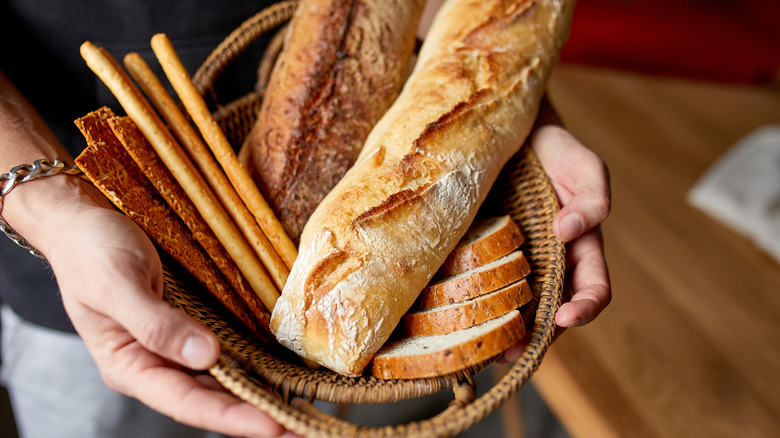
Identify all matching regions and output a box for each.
[115,291,220,370]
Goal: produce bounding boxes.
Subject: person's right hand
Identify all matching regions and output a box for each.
[2,67,296,437]
[39,183,297,438]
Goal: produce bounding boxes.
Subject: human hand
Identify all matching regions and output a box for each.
[42,197,296,438]
[503,102,612,361]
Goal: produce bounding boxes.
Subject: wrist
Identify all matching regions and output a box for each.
[1,166,112,258]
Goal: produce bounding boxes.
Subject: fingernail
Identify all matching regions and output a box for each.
[181,335,213,369]
[559,213,584,241]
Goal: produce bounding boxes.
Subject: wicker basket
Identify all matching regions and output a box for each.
[163,2,566,436]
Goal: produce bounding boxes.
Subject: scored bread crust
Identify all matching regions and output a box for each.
[371,310,526,379]
[271,0,575,376]
[437,215,525,277]
[416,251,531,309]
[402,278,531,336]
[240,0,425,242]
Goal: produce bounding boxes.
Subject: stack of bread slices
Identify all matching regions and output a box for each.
[371,215,533,379]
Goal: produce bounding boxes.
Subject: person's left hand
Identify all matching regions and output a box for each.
[504,104,612,361]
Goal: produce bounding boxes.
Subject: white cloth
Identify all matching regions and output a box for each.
[687,124,780,264]
[0,306,218,438]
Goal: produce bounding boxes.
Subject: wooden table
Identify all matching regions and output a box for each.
[531,64,780,438]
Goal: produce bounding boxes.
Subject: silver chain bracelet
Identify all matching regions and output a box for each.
[0,158,83,258]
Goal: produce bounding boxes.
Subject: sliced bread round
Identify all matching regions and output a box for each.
[371,310,525,379]
[402,279,531,336]
[438,215,524,277]
[416,250,531,309]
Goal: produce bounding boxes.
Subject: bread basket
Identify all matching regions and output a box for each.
[162,2,566,436]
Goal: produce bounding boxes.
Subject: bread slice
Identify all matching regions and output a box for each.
[438,215,524,277]
[402,279,531,337]
[416,251,531,309]
[371,310,525,379]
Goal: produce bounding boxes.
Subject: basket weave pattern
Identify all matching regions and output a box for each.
[162,3,566,436]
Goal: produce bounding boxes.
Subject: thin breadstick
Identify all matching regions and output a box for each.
[80,41,279,312]
[74,108,272,342]
[150,33,297,270]
[123,52,289,291]
[107,115,272,332]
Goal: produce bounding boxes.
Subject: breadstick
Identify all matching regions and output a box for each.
[107,115,272,330]
[123,52,289,291]
[80,41,279,312]
[149,33,297,270]
[74,108,271,341]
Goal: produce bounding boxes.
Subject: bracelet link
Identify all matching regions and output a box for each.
[0,158,83,258]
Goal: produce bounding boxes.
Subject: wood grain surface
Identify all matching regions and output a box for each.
[531,64,780,438]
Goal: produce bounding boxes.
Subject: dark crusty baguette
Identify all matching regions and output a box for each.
[271,0,575,376]
[239,0,426,242]
[402,278,531,337]
[371,310,526,379]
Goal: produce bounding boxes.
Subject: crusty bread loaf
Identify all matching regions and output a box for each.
[239,0,425,242]
[271,0,575,376]
[416,250,531,309]
[437,215,524,277]
[402,279,531,336]
[371,310,526,379]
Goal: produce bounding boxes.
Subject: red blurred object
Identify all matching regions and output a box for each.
[560,0,780,84]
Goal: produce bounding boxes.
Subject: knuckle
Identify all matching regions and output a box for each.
[135,315,171,353]
[99,369,127,394]
[594,195,612,220]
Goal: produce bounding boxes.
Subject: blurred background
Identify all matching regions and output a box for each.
[534,0,780,437]
[2,0,779,437]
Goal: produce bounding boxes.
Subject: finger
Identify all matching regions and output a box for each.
[68,255,220,371]
[67,300,289,438]
[554,192,610,243]
[123,364,287,437]
[555,229,611,327]
[531,125,611,241]
[500,335,530,363]
[110,288,220,370]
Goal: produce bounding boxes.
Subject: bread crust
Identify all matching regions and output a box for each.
[416,251,531,309]
[438,215,525,277]
[271,0,575,376]
[371,310,525,379]
[402,278,531,336]
[240,0,425,242]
